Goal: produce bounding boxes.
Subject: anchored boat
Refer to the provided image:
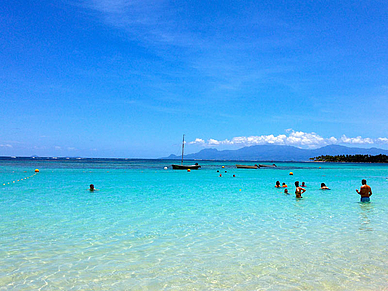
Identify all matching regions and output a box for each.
[236,164,259,169]
[172,135,201,170]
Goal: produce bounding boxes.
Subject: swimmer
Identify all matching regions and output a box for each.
[295,181,306,198]
[275,181,281,188]
[301,182,306,187]
[320,183,330,190]
[89,184,99,191]
[356,179,372,202]
[282,182,287,188]
[284,189,289,194]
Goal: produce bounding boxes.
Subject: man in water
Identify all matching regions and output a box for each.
[295,181,306,198]
[356,179,372,202]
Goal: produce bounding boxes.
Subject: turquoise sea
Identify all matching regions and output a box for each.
[1,159,388,290]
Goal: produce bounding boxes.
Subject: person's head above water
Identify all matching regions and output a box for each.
[276,181,280,187]
[321,183,326,187]
[295,181,299,187]
[89,184,95,191]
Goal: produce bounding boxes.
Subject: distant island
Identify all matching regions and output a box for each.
[310,154,388,163]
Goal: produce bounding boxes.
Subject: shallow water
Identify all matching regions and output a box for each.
[1,159,388,290]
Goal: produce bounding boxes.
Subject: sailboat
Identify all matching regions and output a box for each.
[172,135,201,170]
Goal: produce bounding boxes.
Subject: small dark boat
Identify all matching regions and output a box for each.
[172,135,201,170]
[259,164,277,168]
[236,164,259,169]
[172,163,201,170]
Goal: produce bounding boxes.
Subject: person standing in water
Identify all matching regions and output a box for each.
[356,179,372,202]
[295,181,306,198]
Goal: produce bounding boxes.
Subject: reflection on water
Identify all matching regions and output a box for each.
[358,202,374,231]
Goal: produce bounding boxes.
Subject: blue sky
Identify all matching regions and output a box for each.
[1,0,388,158]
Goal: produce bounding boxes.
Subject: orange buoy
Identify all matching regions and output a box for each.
[187,169,191,172]
[289,172,293,175]
[35,169,39,173]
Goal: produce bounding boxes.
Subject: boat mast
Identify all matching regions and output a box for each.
[181,134,185,165]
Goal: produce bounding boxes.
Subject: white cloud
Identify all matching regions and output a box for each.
[189,130,388,149]
[189,138,205,145]
[376,137,388,144]
[340,135,373,144]
[0,144,13,148]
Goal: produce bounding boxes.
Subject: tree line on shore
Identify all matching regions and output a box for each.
[310,154,388,163]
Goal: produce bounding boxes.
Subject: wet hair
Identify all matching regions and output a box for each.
[321,183,326,187]
[362,179,366,185]
[295,181,299,187]
[276,181,280,186]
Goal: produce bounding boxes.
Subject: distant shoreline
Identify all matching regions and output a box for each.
[1,156,388,164]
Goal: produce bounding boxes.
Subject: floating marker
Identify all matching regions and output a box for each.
[187,169,191,172]
[35,169,39,173]
[164,167,168,170]
[222,166,225,168]
[289,172,293,175]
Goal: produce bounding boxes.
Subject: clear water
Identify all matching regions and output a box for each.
[1,159,388,290]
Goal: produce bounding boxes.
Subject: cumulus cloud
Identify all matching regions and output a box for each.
[189,130,388,149]
[340,135,373,144]
[376,137,388,144]
[0,144,13,148]
[189,138,205,145]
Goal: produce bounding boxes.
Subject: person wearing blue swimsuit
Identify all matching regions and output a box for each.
[356,179,372,202]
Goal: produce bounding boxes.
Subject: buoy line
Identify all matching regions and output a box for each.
[1,170,39,186]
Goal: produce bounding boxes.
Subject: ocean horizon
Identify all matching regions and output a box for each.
[1,159,388,290]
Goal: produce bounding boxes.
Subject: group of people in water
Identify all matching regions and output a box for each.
[275,179,372,202]
[89,176,372,202]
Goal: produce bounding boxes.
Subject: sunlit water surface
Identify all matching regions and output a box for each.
[1,159,388,290]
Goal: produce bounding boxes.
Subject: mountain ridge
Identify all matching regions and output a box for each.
[163,145,388,161]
